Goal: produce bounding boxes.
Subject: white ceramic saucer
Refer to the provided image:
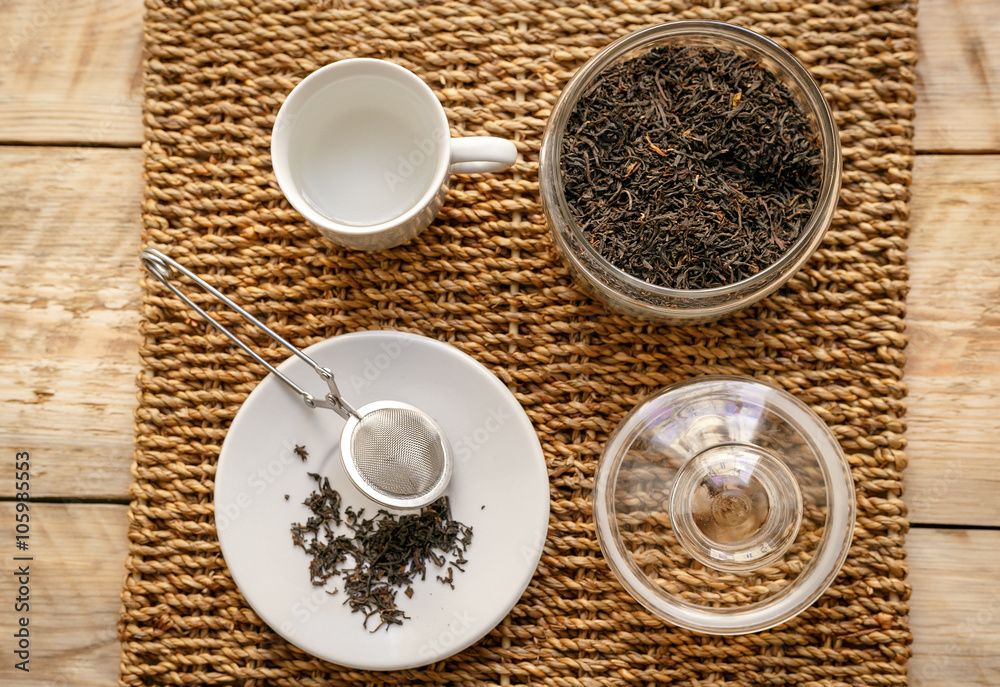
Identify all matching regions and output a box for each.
[214,331,549,670]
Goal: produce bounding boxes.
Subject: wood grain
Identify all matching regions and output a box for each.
[3,149,994,526]
[0,152,995,522]
[915,0,1000,152]
[905,155,1000,526]
[0,0,144,145]
[0,503,129,687]
[0,1,996,685]
[0,147,143,499]
[0,0,994,152]
[908,528,1000,687]
[0,504,993,687]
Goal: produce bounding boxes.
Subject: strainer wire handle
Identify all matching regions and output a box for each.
[140,248,357,420]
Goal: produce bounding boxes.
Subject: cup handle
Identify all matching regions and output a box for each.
[450,137,518,174]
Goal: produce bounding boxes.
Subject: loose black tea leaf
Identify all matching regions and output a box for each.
[437,567,455,590]
[561,45,823,289]
[290,472,473,632]
[294,444,309,461]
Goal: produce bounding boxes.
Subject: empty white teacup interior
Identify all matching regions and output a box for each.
[275,60,449,228]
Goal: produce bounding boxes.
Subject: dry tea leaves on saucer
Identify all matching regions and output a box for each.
[290,471,473,631]
[561,45,822,289]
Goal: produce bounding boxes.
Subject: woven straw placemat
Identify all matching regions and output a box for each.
[121,1,916,684]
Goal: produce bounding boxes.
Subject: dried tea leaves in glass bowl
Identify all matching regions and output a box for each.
[561,44,822,290]
[540,21,842,322]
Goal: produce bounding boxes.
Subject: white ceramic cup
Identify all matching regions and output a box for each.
[271,58,518,251]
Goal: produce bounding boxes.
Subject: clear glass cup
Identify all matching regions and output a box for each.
[539,21,842,322]
[591,376,856,635]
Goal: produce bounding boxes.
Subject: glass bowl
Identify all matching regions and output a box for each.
[592,376,856,635]
[539,21,841,322]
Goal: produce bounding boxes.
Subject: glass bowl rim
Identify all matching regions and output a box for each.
[539,20,843,301]
[591,375,857,634]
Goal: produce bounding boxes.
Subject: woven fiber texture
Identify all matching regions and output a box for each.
[121,1,916,685]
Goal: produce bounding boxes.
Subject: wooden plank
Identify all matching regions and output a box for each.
[908,528,1000,687]
[0,505,992,686]
[0,0,992,152]
[905,155,1000,526]
[0,146,143,499]
[0,503,129,687]
[0,0,144,145]
[0,156,994,518]
[915,0,1000,152]
[0,0,992,520]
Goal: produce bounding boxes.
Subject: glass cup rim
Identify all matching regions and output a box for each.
[539,20,842,300]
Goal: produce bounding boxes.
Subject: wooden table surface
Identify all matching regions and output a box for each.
[1,1,997,685]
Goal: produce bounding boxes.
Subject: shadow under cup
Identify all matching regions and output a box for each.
[274,63,450,231]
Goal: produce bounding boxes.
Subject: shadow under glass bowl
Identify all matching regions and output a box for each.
[539,21,842,323]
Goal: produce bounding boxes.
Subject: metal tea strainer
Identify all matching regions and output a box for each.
[141,248,453,509]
